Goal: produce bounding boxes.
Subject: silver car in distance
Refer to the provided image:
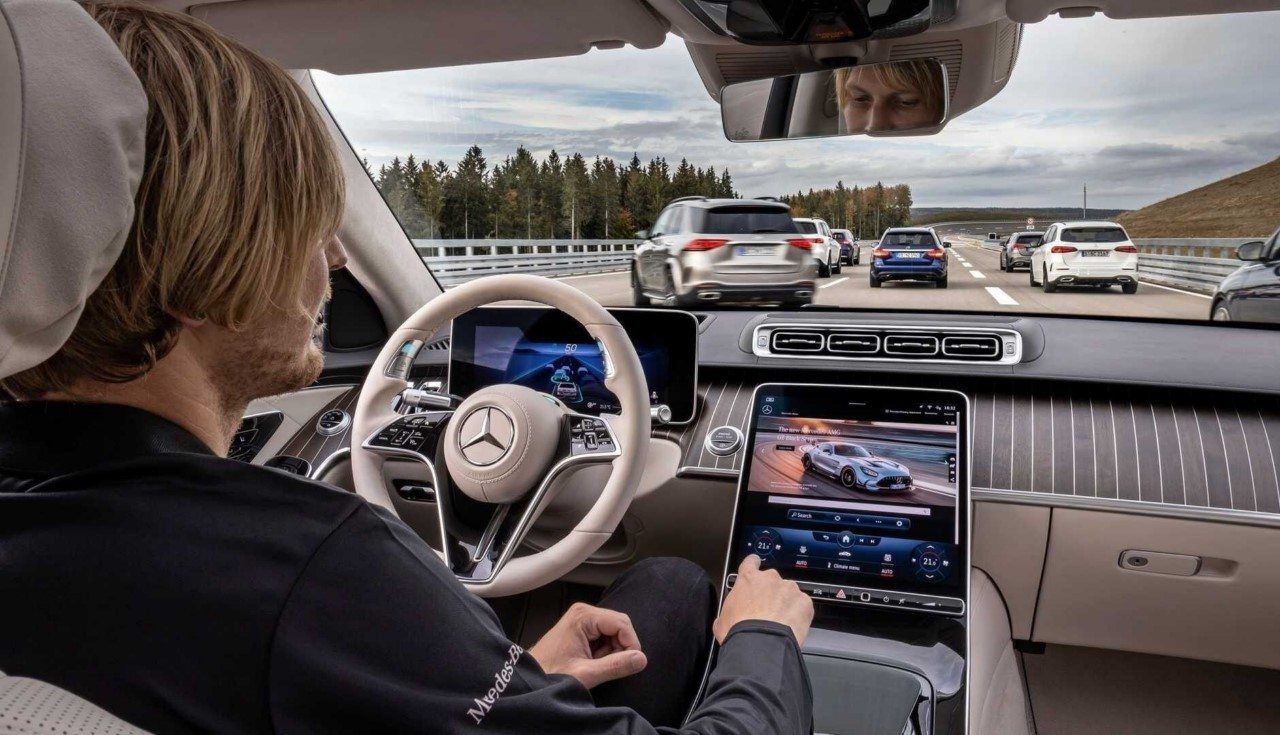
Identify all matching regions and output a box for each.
[631,197,817,307]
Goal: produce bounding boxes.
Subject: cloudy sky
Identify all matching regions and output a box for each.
[315,11,1280,210]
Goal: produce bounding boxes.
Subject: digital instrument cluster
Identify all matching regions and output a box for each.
[725,384,969,615]
[449,307,698,423]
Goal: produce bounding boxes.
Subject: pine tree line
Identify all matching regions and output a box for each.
[369,145,737,240]
[783,181,914,239]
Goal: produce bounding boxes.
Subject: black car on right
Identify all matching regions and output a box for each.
[998,230,1044,272]
[1211,226,1280,324]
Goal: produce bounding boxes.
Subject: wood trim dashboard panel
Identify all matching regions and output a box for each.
[666,378,1280,520]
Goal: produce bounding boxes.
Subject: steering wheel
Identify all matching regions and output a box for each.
[350,275,650,597]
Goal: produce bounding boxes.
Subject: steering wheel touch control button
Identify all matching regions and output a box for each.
[568,416,616,456]
[704,425,744,456]
[367,412,452,455]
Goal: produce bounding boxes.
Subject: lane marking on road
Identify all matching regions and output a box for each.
[985,286,1019,305]
[1139,280,1212,300]
[819,277,849,289]
[969,270,987,279]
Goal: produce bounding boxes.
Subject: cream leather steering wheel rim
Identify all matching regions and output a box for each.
[350,274,650,597]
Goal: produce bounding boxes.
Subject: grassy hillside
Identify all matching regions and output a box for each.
[911,207,1125,226]
[1117,157,1280,238]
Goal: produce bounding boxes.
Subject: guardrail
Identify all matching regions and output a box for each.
[973,236,1251,293]
[413,239,640,287]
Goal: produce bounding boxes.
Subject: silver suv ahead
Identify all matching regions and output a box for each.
[631,197,817,307]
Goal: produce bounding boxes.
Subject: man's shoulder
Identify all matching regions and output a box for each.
[38,451,369,537]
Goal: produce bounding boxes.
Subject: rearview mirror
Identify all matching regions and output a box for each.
[1236,240,1266,261]
[943,241,952,248]
[721,59,948,142]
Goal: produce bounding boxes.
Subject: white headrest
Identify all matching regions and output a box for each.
[0,0,146,379]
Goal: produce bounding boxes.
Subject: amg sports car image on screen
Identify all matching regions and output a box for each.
[748,415,958,509]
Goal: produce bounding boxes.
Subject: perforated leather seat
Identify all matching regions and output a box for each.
[0,674,150,735]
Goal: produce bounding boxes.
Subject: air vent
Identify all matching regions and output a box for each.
[942,335,1001,360]
[753,324,1021,364]
[770,330,824,353]
[884,334,939,356]
[827,332,879,354]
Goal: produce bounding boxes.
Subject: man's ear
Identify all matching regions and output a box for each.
[174,313,208,329]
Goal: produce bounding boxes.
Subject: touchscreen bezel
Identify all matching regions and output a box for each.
[722,382,971,613]
[448,306,699,425]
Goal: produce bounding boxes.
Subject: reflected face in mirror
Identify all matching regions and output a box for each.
[835,60,945,134]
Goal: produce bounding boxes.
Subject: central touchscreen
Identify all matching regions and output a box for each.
[727,383,968,613]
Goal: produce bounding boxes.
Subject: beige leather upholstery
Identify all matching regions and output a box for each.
[0,0,146,379]
[969,568,1034,735]
[351,274,651,598]
[0,673,150,734]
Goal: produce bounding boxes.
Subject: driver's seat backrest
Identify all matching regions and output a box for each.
[0,673,151,734]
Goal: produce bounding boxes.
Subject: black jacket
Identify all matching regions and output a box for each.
[0,401,811,734]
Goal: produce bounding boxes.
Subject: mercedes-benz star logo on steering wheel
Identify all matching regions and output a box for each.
[458,406,516,466]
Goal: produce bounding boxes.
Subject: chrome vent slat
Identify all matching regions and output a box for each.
[770,330,824,353]
[942,335,1001,359]
[752,324,1020,364]
[826,332,880,354]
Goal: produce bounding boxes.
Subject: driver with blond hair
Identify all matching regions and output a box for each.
[0,2,813,733]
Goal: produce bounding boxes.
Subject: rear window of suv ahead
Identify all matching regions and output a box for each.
[793,220,818,234]
[1061,227,1127,243]
[881,231,938,248]
[1014,234,1044,246]
[696,207,800,235]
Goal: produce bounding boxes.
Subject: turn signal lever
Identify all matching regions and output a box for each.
[398,387,463,412]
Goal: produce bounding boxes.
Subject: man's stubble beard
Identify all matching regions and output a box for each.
[208,315,326,418]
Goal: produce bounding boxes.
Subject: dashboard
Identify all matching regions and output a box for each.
[726,383,969,616]
[449,307,699,423]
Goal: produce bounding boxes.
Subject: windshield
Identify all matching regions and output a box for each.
[881,232,938,248]
[833,444,871,458]
[1061,227,1128,243]
[316,10,1280,326]
[1014,235,1043,246]
[699,208,799,234]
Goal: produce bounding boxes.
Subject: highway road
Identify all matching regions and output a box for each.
[541,234,1213,319]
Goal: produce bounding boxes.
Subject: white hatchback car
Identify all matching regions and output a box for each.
[1030,221,1140,294]
[792,217,841,277]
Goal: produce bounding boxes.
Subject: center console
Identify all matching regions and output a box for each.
[718,383,971,734]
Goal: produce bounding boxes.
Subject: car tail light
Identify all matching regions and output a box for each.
[873,247,890,258]
[1115,244,1139,253]
[808,237,825,245]
[787,238,812,251]
[925,247,946,259]
[1050,245,1077,254]
[683,238,728,251]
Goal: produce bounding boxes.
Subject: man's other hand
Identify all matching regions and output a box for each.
[530,603,648,689]
[713,555,814,646]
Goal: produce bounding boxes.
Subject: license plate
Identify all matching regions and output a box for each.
[894,251,922,259]
[890,483,907,489]
[1081,250,1110,257]
[735,245,773,256]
